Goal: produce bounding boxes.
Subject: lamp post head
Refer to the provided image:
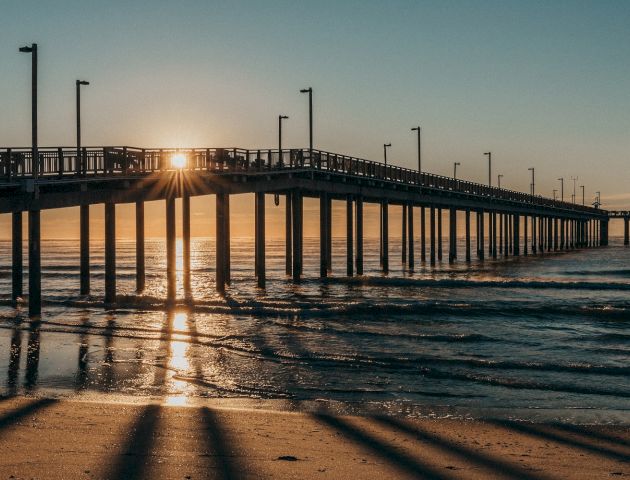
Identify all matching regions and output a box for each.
[384,143,391,148]
[411,126,420,132]
[484,151,491,156]
[19,45,34,53]
[279,115,289,120]
[300,87,312,93]
[77,80,90,86]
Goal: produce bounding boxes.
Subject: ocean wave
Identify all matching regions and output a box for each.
[321,276,630,291]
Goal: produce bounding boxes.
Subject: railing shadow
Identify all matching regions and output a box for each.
[549,422,630,448]
[488,419,630,463]
[373,415,553,480]
[314,413,452,480]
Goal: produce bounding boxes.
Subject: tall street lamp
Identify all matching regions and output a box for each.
[453,162,461,180]
[553,189,558,201]
[483,152,491,186]
[571,176,578,203]
[278,115,289,165]
[300,88,313,156]
[383,143,391,166]
[580,185,585,205]
[558,177,564,202]
[76,80,90,175]
[528,167,535,196]
[498,174,503,188]
[19,43,38,179]
[411,126,421,172]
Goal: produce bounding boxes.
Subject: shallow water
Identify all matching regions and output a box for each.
[0,236,628,423]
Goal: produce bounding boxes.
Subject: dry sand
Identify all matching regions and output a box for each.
[0,396,628,479]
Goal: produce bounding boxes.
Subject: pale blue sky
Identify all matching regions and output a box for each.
[1,0,629,207]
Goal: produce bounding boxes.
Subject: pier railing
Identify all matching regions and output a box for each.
[1,146,601,214]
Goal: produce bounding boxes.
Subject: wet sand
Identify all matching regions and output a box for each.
[0,396,628,479]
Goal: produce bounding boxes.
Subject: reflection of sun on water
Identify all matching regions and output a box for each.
[164,311,193,406]
[171,153,187,169]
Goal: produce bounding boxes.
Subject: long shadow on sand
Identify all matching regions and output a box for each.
[200,407,241,480]
[548,422,630,449]
[105,403,161,479]
[488,420,630,463]
[0,398,57,432]
[373,415,553,480]
[314,413,451,480]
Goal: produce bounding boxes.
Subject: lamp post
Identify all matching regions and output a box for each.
[571,176,577,204]
[19,43,37,179]
[383,143,391,166]
[498,174,503,188]
[411,126,421,172]
[553,189,558,201]
[558,177,564,202]
[580,185,585,206]
[528,167,535,196]
[278,115,289,164]
[299,87,313,156]
[453,162,461,180]
[76,80,90,175]
[483,152,491,186]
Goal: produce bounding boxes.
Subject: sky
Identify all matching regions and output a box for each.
[1,0,629,238]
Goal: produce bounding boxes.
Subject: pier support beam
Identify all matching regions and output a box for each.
[437,208,443,261]
[407,203,414,270]
[430,206,436,266]
[166,196,176,302]
[135,201,145,292]
[382,200,389,272]
[80,205,90,295]
[508,215,513,254]
[624,218,629,246]
[420,206,426,263]
[356,196,363,275]
[285,194,292,275]
[513,215,520,256]
[499,213,507,255]
[104,203,116,306]
[402,204,407,265]
[292,191,303,281]
[182,193,191,294]
[553,218,558,251]
[560,218,565,250]
[216,193,227,293]
[479,211,485,260]
[12,212,23,303]
[320,193,329,278]
[346,196,353,276]
[523,216,528,255]
[599,219,608,247]
[532,215,537,254]
[225,195,231,284]
[255,192,266,288]
[547,217,552,252]
[465,209,471,262]
[449,208,457,263]
[28,210,41,317]
[492,212,497,259]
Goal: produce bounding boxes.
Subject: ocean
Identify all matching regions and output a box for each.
[0,236,628,424]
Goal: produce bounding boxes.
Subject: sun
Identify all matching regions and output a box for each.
[171,153,187,169]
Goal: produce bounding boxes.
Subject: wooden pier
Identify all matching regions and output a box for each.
[0,146,613,317]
